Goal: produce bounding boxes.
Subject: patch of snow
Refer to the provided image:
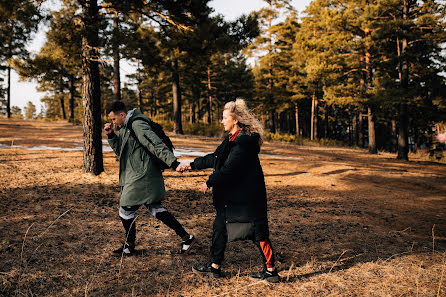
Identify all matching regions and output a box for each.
[0,143,300,159]
[0,143,114,152]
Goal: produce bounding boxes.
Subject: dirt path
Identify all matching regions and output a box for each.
[1,119,446,296]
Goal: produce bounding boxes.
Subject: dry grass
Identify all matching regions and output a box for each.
[1,119,446,296]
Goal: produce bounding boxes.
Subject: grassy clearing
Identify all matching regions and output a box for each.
[0,119,445,296]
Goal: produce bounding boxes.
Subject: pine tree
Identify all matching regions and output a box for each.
[249,0,294,133]
[294,0,346,140]
[372,0,446,160]
[10,106,23,118]
[0,0,42,118]
[270,13,300,134]
[24,101,36,119]
[13,3,83,122]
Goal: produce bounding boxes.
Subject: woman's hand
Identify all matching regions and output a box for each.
[200,183,209,194]
[176,162,191,173]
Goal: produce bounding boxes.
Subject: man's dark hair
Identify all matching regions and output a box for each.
[106,101,127,114]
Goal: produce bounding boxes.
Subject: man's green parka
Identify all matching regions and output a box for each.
[108,109,178,207]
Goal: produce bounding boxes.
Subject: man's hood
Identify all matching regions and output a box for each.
[124,108,146,127]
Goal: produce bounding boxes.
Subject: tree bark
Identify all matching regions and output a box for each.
[397,102,409,160]
[267,0,276,134]
[191,88,200,124]
[368,106,377,154]
[60,95,66,120]
[311,92,315,140]
[68,77,75,123]
[365,47,376,153]
[112,13,121,101]
[314,97,318,140]
[311,92,318,140]
[207,66,212,123]
[295,104,299,136]
[358,112,364,147]
[269,111,276,134]
[352,114,358,146]
[7,65,11,118]
[81,0,103,175]
[59,80,66,120]
[324,105,329,139]
[391,118,397,153]
[279,112,285,133]
[396,1,409,160]
[136,64,143,112]
[288,110,294,134]
[136,84,143,112]
[172,58,183,134]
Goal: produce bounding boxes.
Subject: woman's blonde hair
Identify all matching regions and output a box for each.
[224,98,264,145]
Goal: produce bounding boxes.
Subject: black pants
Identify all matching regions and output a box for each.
[119,203,188,245]
[210,213,275,268]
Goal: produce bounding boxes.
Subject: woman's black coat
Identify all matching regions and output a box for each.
[191,132,268,224]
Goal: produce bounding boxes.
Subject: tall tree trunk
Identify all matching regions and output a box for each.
[60,95,66,120]
[396,1,409,160]
[288,110,294,134]
[269,110,276,134]
[413,125,419,153]
[365,42,376,153]
[191,88,200,124]
[7,64,11,118]
[68,76,75,123]
[279,112,285,133]
[207,66,212,123]
[311,91,318,140]
[112,13,121,101]
[295,104,299,136]
[59,80,66,120]
[172,58,183,134]
[368,106,377,154]
[6,34,12,119]
[324,105,329,139]
[397,102,409,160]
[311,92,315,140]
[81,0,103,175]
[352,114,358,146]
[358,112,364,147]
[136,63,143,112]
[150,89,156,117]
[136,84,143,112]
[314,97,318,140]
[391,118,397,153]
[267,2,276,134]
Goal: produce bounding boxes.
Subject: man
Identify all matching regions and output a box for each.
[104,101,194,256]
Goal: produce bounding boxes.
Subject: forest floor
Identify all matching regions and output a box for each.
[1,119,446,297]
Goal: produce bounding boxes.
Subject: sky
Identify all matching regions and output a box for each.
[10,0,313,114]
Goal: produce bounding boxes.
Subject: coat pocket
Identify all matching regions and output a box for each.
[128,147,148,179]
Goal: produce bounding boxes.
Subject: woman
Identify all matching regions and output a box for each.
[186,99,280,283]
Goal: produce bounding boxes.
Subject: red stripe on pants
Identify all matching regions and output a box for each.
[259,240,273,268]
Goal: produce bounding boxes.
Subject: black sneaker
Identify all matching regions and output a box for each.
[112,243,136,256]
[179,235,196,254]
[192,262,222,278]
[249,268,280,283]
